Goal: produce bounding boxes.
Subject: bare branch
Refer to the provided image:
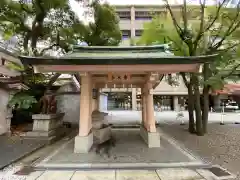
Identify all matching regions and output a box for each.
[164,0,183,36]
[39,44,58,55]
[222,63,240,79]
[203,0,228,32]
[46,73,61,89]
[210,1,240,51]
[193,0,206,49]
[182,0,188,31]
[166,36,187,55]
[180,72,189,87]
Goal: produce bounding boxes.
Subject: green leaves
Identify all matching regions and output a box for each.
[84,1,121,46]
[8,92,37,110]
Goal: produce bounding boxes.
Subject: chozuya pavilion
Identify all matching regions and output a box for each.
[19,44,217,153]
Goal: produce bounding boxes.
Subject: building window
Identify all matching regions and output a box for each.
[135,30,143,37]
[116,11,131,20]
[135,11,152,20]
[121,30,131,39]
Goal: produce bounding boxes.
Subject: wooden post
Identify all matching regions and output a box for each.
[145,82,156,133]
[79,73,92,136]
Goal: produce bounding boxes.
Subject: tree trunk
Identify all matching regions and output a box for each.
[187,77,195,133]
[202,86,210,134]
[192,74,204,136]
[180,72,195,134]
[202,63,211,134]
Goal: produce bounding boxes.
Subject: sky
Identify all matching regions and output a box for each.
[69,0,224,23]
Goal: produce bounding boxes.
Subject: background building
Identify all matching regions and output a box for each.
[102,4,187,111]
[101,3,240,111]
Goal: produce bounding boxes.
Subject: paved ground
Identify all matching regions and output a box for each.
[4,168,215,180]
[0,135,46,169]
[39,129,197,165]
[160,123,240,180]
[106,110,240,125]
[0,110,239,180]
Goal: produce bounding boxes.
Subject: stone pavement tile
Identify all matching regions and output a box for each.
[71,170,115,180]
[156,168,203,180]
[196,169,216,180]
[25,171,45,180]
[0,136,46,169]
[36,171,74,180]
[116,170,160,180]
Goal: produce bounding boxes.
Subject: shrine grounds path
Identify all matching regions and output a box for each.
[108,110,240,180]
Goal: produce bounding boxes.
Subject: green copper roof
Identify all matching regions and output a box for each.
[19,45,218,65]
[72,44,169,52]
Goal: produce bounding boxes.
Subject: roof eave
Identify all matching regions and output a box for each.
[19,54,218,66]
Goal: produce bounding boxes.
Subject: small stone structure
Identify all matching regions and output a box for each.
[25,113,65,143]
[91,110,111,144]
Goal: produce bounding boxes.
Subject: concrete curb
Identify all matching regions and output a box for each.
[34,161,210,171]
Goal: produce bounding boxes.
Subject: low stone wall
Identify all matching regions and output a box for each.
[24,113,66,144]
[56,83,108,125]
[0,88,10,135]
[56,83,80,125]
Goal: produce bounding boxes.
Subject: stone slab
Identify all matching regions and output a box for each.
[116,170,159,180]
[36,170,74,180]
[41,129,195,164]
[71,170,115,180]
[25,129,56,137]
[23,127,69,145]
[93,126,111,144]
[92,120,104,129]
[74,133,93,153]
[26,171,45,180]
[25,126,65,137]
[156,168,203,180]
[140,125,160,148]
[32,113,64,120]
[0,136,46,169]
[32,118,62,132]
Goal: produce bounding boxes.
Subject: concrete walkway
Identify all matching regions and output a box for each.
[0,136,46,169]
[106,110,240,125]
[3,168,223,180]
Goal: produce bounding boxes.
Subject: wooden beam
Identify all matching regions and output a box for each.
[92,76,145,84]
[0,65,20,77]
[37,64,200,73]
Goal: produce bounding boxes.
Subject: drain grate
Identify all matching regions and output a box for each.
[14,166,36,175]
[207,166,232,177]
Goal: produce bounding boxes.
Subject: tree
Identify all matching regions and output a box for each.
[0,0,121,83]
[0,0,121,56]
[138,1,240,135]
[83,0,122,46]
[0,0,122,116]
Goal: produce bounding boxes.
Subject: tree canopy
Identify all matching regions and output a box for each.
[138,0,240,135]
[0,0,122,56]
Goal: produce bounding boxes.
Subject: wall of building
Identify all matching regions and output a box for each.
[153,76,188,95]
[0,88,10,135]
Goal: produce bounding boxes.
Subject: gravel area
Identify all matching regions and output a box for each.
[160,123,240,180]
[0,164,26,180]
